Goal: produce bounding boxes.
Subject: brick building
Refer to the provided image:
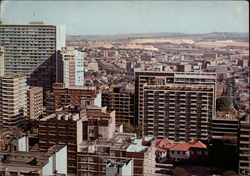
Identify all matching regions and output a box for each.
[45,83,101,114]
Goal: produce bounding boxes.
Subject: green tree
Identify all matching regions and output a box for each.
[216,97,232,111]
[171,167,189,176]
[123,123,142,137]
[123,123,135,133]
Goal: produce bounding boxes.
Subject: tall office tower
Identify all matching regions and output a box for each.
[102,86,135,124]
[135,71,217,127]
[27,86,43,120]
[0,22,65,92]
[58,47,85,87]
[143,84,215,142]
[239,115,250,175]
[0,75,27,127]
[0,46,4,76]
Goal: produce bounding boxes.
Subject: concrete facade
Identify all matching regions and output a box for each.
[0,75,27,127]
[134,71,217,131]
[143,84,215,142]
[59,47,85,87]
[27,86,43,120]
[0,22,65,92]
[0,46,4,76]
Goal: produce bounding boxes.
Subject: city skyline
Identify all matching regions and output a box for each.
[1,1,249,35]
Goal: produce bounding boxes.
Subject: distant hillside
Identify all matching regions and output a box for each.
[66,32,249,43]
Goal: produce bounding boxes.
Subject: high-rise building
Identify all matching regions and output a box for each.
[143,84,215,142]
[134,71,217,127]
[45,83,101,114]
[102,86,134,124]
[239,114,250,175]
[0,22,65,91]
[0,75,27,127]
[212,117,239,141]
[39,106,84,175]
[27,86,43,120]
[59,47,85,87]
[0,46,4,76]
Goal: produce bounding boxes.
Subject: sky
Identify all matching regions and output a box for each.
[0,1,249,35]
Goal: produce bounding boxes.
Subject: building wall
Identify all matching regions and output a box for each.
[94,93,102,107]
[102,88,135,124]
[60,47,84,87]
[55,146,67,174]
[169,150,190,161]
[0,75,27,127]
[0,23,65,91]
[0,46,4,76]
[39,116,81,174]
[45,83,98,114]
[135,71,217,130]
[143,84,214,142]
[42,157,53,176]
[17,136,29,151]
[239,120,250,175]
[27,86,43,120]
[212,119,239,140]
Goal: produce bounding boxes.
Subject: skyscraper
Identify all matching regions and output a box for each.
[0,22,65,91]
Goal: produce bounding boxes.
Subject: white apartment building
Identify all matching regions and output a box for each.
[0,75,27,127]
[59,47,85,87]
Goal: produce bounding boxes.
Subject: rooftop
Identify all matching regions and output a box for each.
[0,145,66,167]
[156,139,207,152]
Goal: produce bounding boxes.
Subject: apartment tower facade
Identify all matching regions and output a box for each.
[143,84,215,142]
[0,75,27,127]
[135,71,217,127]
[0,22,65,91]
[27,86,43,120]
[0,46,4,76]
[59,47,85,87]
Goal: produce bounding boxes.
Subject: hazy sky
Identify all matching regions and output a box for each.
[1,1,249,35]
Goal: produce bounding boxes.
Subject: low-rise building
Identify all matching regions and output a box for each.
[156,139,208,162]
[0,145,67,176]
[77,135,155,176]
